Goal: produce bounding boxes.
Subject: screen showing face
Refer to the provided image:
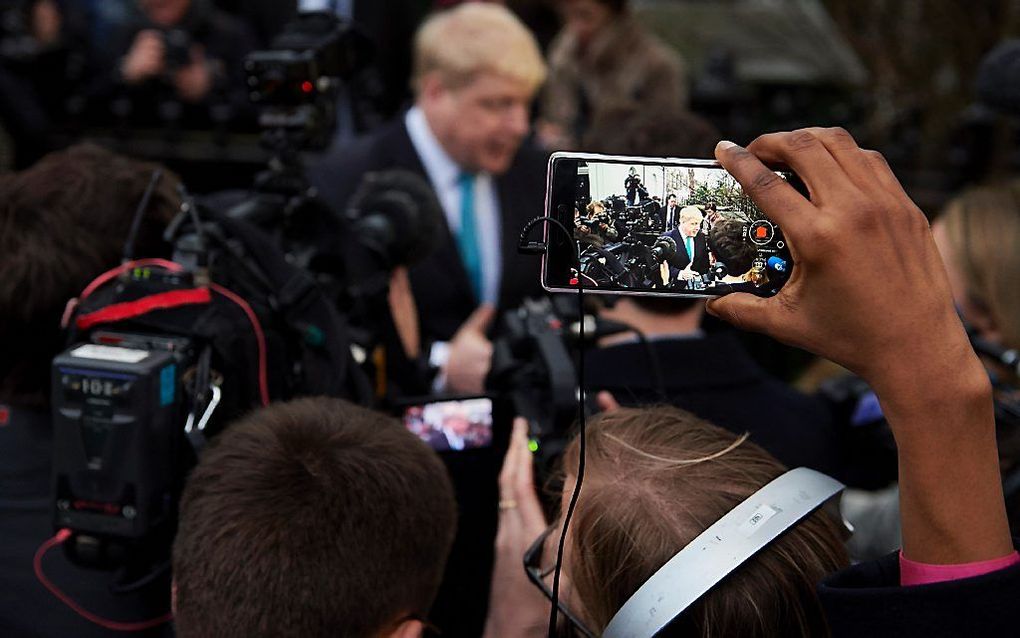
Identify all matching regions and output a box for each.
[403,398,493,452]
[543,156,796,297]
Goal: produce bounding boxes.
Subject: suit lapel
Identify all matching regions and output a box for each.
[388,121,476,304]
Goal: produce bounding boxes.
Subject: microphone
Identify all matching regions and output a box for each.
[345,169,444,268]
[976,39,1020,114]
[766,255,789,273]
[651,236,677,262]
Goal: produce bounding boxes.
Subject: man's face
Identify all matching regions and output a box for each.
[562,0,613,46]
[667,196,677,208]
[423,72,534,175]
[140,0,190,27]
[446,414,471,436]
[680,213,703,238]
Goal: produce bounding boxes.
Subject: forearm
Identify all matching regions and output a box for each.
[877,356,1012,564]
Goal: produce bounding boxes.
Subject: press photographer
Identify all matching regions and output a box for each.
[96,0,256,126]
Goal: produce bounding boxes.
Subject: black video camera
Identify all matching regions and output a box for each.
[245,11,371,149]
[488,297,596,475]
[51,191,369,572]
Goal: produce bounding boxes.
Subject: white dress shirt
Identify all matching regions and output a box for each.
[404,107,502,306]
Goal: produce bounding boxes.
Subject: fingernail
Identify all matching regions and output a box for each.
[716,140,738,151]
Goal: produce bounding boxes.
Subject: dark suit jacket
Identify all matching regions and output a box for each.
[584,332,841,476]
[308,116,549,342]
[664,228,710,276]
[663,204,681,230]
[309,116,547,637]
[819,542,1020,637]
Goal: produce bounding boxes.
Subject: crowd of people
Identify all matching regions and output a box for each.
[574,172,785,293]
[2,1,1020,638]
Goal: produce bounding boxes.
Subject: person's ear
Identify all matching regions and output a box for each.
[419,73,450,107]
[386,618,424,638]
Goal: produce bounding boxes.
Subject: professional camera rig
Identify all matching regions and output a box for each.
[51,185,371,575]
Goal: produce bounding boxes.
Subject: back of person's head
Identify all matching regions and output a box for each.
[562,407,848,636]
[172,397,458,638]
[412,3,546,94]
[582,105,720,158]
[936,178,1020,351]
[0,143,181,406]
[708,217,757,276]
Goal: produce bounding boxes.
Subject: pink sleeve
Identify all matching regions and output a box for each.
[899,550,1020,586]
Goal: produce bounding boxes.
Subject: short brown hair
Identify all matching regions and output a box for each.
[709,217,757,276]
[0,143,181,406]
[563,407,848,636]
[172,397,458,638]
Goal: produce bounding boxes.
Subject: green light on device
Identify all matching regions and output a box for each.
[528,439,539,453]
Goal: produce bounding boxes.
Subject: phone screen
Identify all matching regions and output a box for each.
[542,154,797,297]
[402,397,494,452]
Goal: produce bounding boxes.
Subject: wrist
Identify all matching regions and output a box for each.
[878,361,994,453]
[862,316,989,424]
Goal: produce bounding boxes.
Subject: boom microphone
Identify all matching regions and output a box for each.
[346,169,444,268]
[976,39,1020,115]
[651,236,677,262]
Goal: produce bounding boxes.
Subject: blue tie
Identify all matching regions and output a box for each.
[457,173,483,301]
[686,236,695,264]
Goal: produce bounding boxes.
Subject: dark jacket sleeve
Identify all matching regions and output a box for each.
[818,546,1020,637]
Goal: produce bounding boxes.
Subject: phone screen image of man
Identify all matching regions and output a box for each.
[404,398,494,451]
[564,160,790,294]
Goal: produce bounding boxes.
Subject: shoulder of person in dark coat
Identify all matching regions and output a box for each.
[818,542,1020,638]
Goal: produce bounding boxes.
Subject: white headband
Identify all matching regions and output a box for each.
[603,467,845,638]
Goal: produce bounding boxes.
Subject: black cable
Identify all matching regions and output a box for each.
[180,188,205,247]
[122,169,163,262]
[548,277,585,638]
[518,215,586,638]
[629,327,668,402]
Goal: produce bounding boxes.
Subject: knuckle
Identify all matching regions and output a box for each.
[863,149,888,168]
[747,131,781,151]
[807,218,840,247]
[785,130,821,152]
[748,168,782,194]
[907,205,931,232]
[822,126,857,148]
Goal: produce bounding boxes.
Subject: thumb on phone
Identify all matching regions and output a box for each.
[705,293,776,336]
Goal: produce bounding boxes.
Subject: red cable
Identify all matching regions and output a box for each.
[33,529,173,632]
[211,283,270,406]
[71,260,270,406]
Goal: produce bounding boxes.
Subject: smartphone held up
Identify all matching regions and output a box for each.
[540,153,800,298]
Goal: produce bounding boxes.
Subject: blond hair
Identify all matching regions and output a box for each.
[412,3,547,94]
[940,179,1020,351]
[679,205,704,222]
[562,407,848,636]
